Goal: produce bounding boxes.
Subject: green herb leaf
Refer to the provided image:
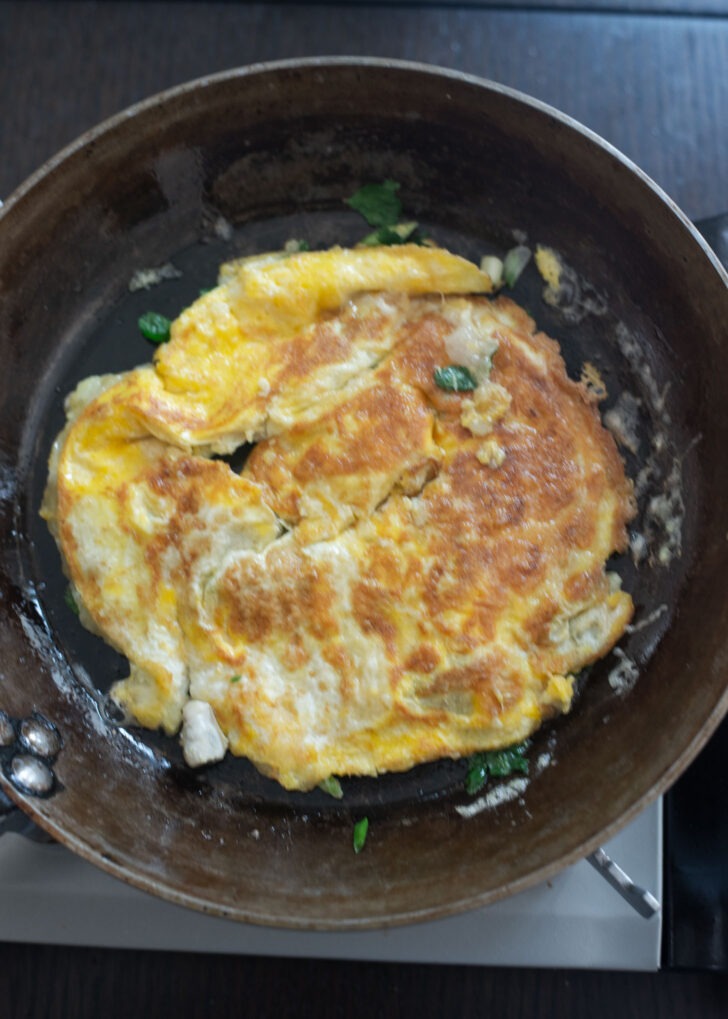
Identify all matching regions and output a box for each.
[485,742,530,778]
[465,755,489,795]
[230,674,242,684]
[502,245,532,287]
[345,180,402,228]
[465,741,530,795]
[353,817,369,853]
[433,365,478,392]
[318,775,344,799]
[138,311,171,344]
[64,586,80,617]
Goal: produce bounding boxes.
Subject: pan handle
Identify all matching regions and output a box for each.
[0,790,54,843]
[587,847,660,919]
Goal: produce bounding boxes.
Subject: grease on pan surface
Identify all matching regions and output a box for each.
[41,245,635,791]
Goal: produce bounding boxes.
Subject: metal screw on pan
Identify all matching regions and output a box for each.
[18,715,62,760]
[0,710,60,842]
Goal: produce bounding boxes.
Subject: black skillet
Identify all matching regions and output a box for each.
[0,59,727,929]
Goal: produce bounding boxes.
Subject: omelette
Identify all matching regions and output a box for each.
[42,244,635,791]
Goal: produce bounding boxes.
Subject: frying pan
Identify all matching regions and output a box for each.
[0,58,727,929]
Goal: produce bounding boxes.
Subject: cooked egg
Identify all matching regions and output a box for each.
[42,244,635,790]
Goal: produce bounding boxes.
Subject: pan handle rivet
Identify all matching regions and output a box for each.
[18,715,62,759]
[7,755,54,796]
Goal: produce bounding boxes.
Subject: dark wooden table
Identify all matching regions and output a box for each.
[1,2,727,1015]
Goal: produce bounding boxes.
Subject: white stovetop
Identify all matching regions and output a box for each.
[0,799,662,970]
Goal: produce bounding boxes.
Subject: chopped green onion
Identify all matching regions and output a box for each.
[433,364,478,392]
[318,776,344,799]
[284,238,311,253]
[138,311,171,344]
[230,674,242,684]
[480,254,504,288]
[64,586,80,617]
[345,180,402,228]
[502,245,532,287]
[360,221,420,247]
[353,817,369,854]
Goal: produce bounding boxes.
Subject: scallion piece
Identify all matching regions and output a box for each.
[283,238,311,253]
[502,245,532,287]
[353,817,369,853]
[360,221,420,247]
[138,311,171,344]
[480,254,504,288]
[318,776,344,799]
[64,586,80,617]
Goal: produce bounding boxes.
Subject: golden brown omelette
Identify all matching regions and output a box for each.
[42,245,635,790]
